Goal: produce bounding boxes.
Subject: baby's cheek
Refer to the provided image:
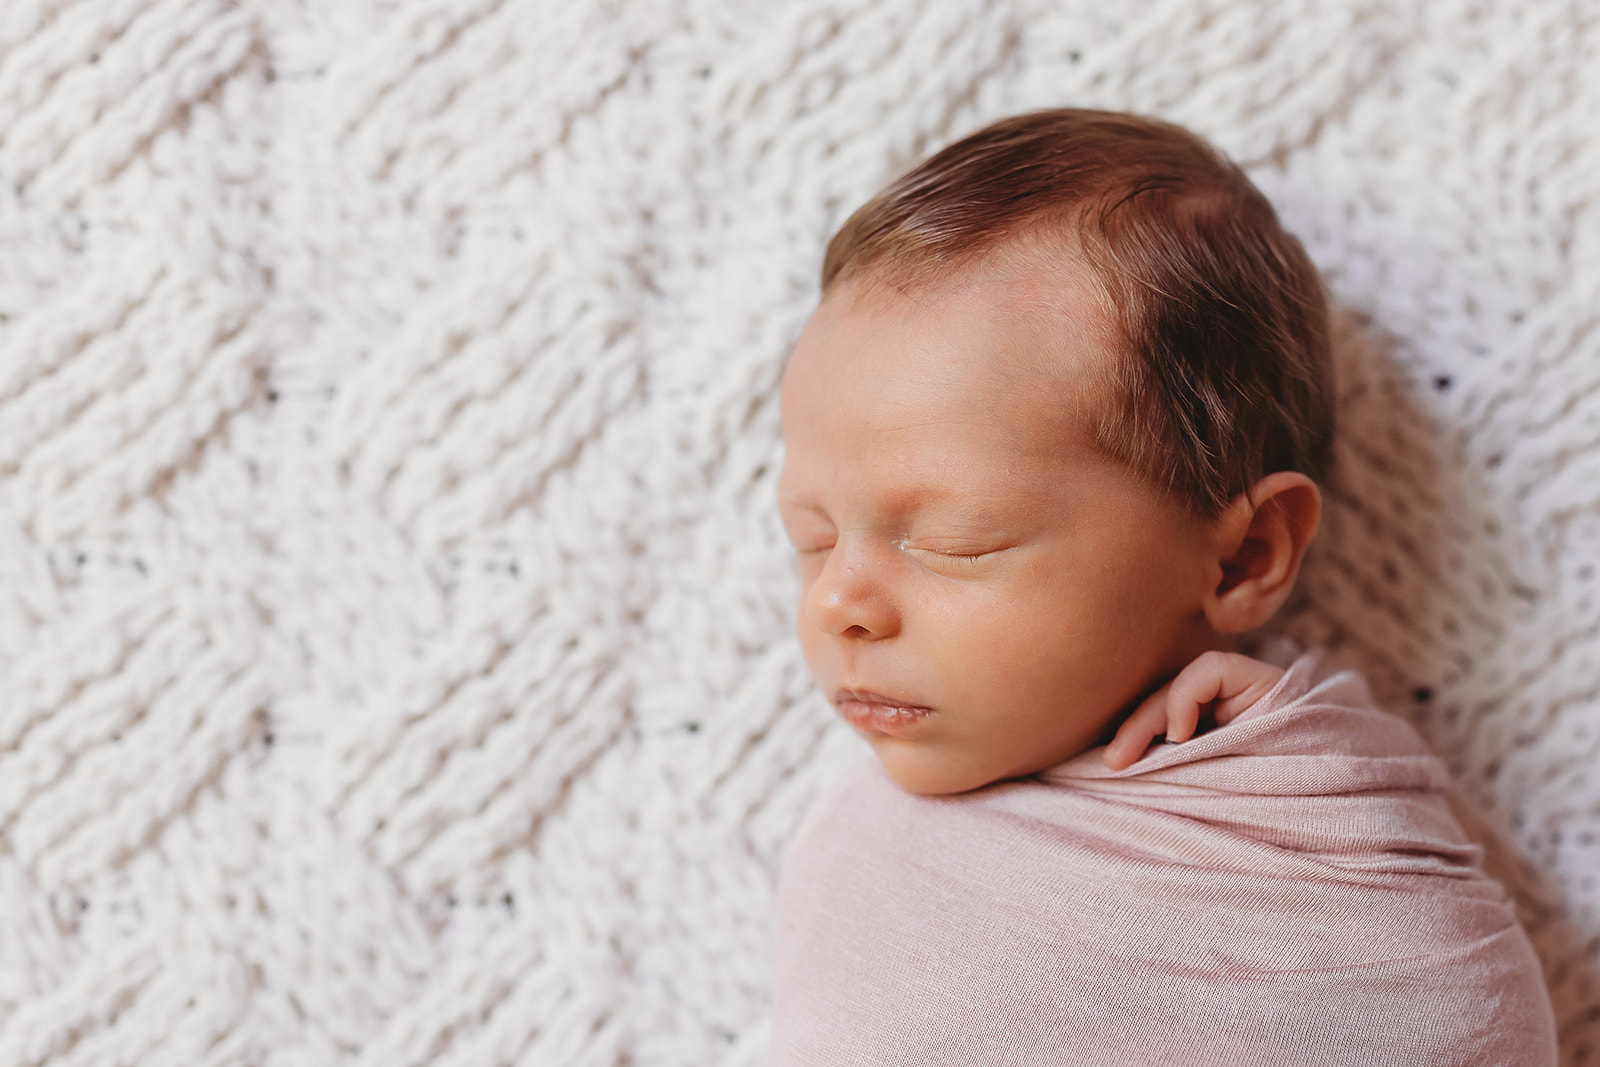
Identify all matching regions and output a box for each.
[793,553,825,587]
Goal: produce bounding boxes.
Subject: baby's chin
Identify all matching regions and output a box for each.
[870,737,1082,796]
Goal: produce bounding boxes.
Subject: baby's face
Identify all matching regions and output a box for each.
[779,255,1222,794]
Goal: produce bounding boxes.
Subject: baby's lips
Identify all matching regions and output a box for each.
[833,689,935,736]
[833,686,914,706]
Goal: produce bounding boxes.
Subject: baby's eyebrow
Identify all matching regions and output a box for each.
[899,470,1047,508]
[908,511,1024,538]
[775,494,832,522]
[775,486,819,506]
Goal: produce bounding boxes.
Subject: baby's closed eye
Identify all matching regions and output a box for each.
[905,542,997,557]
[778,504,836,554]
[901,538,1015,573]
[790,538,836,555]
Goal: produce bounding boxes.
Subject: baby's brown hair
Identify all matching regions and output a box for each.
[822,108,1333,518]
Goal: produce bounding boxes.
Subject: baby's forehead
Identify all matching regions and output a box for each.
[833,244,1125,394]
[784,250,1130,476]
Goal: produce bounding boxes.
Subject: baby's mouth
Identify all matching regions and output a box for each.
[833,689,934,736]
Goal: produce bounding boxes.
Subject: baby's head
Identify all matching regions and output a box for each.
[778,109,1333,795]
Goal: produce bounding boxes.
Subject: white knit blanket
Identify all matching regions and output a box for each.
[1,2,1596,1064]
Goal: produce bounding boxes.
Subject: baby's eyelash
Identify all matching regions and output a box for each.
[899,540,993,561]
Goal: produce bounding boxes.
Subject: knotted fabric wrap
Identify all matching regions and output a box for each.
[772,652,1557,1065]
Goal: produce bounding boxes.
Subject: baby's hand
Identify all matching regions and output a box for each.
[1101,651,1284,770]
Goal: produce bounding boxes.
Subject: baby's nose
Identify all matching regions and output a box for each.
[806,542,901,641]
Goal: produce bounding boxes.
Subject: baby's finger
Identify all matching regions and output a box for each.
[1163,655,1233,741]
[1169,651,1284,728]
[1103,684,1171,770]
[1162,697,1203,743]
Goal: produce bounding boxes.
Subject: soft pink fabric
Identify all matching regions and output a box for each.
[773,652,1556,1066]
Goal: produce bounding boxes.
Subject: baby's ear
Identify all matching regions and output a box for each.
[1202,472,1321,635]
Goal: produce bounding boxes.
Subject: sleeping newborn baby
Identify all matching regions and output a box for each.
[771,109,1557,1065]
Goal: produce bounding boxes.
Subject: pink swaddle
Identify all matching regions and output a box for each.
[773,652,1556,1065]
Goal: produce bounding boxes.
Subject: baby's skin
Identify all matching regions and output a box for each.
[779,243,1320,794]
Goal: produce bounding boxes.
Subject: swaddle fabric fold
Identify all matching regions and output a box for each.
[773,652,1556,1066]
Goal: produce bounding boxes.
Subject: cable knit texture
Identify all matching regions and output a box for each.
[0,1,1596,1064]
